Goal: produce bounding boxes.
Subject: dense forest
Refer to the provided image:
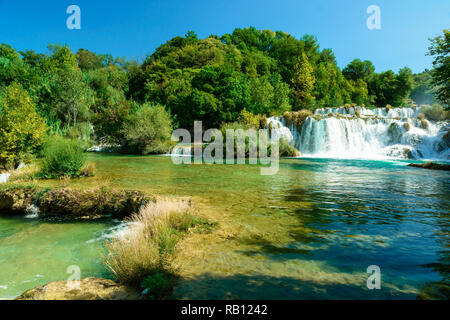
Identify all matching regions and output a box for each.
[0,27,448,169]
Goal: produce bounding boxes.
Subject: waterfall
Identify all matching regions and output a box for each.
[268,106,450,160]
[0,173,11,184]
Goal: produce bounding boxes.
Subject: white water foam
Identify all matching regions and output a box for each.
[268,106,449,160]
[86,221,137,244]
[0,173,10,184]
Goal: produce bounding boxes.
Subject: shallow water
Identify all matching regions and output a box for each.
[0,155,449,299]
[0,216,122,299]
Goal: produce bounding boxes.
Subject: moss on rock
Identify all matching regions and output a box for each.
[283,109,312,131]
[0,184,152,219]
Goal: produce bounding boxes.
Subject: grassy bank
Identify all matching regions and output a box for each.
[0,183,151,219]
[104,199,216,299]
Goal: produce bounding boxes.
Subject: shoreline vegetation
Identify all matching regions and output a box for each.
[105,199,216,299]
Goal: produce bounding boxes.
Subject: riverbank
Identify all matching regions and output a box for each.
[0,184,151,219]
[0,177,216,300]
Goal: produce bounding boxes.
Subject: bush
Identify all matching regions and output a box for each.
[40,137,87,178]
[279,139,300,157]
[238,108,260,129]
[121,104,173,154]
[423,104,449,121]
[104,199,210,287]
[141,271,175,300]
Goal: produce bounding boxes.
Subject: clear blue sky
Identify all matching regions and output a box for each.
[1,0,448,73]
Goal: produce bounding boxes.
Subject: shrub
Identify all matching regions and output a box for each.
[104,199,213,289]
[40,137,86,178]
[279,139,300,157]
[121,104,173,155]
[0,83,47,169]
[141,271,175,300]
[423,104,449,121]
[238,108,260,129]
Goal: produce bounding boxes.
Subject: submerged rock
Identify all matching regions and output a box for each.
[16,278,139,300]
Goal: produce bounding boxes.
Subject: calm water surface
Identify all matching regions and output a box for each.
[0,155,448,299]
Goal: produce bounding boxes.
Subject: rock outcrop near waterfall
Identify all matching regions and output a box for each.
[268,106,450,160]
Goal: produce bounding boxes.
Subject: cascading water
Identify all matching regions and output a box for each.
[0,173,10,184]
[268,106,450,160]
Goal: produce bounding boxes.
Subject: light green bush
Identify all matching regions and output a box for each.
[40,137,86,178]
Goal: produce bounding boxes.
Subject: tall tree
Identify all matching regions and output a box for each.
[51,67,93,126]
[0,83,47,168]
[291,52,316,109]
[427,29,450,107]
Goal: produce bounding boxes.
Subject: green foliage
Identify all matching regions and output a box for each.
[0,83,47,168]
[279,139,299,157]
[411,70,435,105]
[342,59,375,82]
[0,27,446,161]
[141,272,174,300]
[291,52,316,109]
[50,67,93,127]
[423,104,450,121]
[65,122,93,150]
[428,29,450,106]
[121,104,173,154]
[238,108,267,129]
[40,137,86,178]
[367,68,414,107]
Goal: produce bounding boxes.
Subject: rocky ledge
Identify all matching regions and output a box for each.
[0,185,153,219]
[16,278,140,300]
[408,162,450,171]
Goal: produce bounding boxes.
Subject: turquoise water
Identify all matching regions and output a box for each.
[0,216,120,299]
[0,155,449,299]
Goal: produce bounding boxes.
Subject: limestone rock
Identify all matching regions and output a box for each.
[16,278,139,300]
